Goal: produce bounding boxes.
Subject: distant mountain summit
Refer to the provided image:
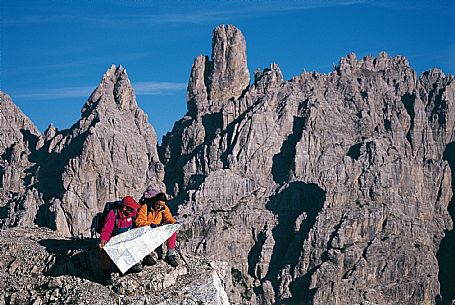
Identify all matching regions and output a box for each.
[1,24,454,304]
[1,65,164,236]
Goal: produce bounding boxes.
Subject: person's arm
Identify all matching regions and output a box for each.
[99,210,115,247]
[162,206,176,224]
[135,204,150,227]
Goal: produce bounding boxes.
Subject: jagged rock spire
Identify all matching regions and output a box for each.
[209,24,250,102]
[82,65,138,119]
[187,25,250,117]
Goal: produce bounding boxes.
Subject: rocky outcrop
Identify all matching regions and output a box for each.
[187,24,250,118]
[161,26,455,305]
[0,92,43,228]
[1,66,164,236]
[161,24,252,197]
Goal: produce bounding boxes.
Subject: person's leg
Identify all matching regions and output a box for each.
[99,249,113,285]
[165,232,178,267]
[128,263,143,273]
[155,244,164,260]
[166,232,177,255]
[100,249,112,271]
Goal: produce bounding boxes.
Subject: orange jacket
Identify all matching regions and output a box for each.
[135,203,176,227]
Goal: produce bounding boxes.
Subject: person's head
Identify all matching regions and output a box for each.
[121,196,140,216]
[152,192,167,211]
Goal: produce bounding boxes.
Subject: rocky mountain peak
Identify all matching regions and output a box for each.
[1,65,164,236]
[336,51,411,73]
[43,123,57,140]
[0,92,41,146]
[0,97,44,229]
[0,92,42,199]
[253,63,284,94]
[187,24,250,117]
[82,65,137,120]
[45,64,164,236]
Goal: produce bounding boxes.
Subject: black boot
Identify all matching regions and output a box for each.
[142,255,157,266]
[111,265,120,274]
[164,254,178,267]
[129,263,143,273]
[155,245,164,260]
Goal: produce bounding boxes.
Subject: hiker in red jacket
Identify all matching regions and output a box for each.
[98,196,142,285]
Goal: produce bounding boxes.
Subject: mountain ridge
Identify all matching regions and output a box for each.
[159,25,454,305]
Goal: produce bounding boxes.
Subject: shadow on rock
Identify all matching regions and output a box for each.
[39,238,105,284]
[252,181,325,304]
[436,142,455,305]
[272,116,306,184]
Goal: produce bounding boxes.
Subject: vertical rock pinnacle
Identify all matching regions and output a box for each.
[187,24,250,116]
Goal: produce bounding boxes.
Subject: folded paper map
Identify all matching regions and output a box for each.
[104,224,182,274]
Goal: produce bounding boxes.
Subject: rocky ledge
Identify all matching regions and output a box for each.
[0,227,229,305]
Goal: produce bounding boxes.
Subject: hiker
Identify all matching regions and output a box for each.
[136,191,179,267]
[98,196,142,285]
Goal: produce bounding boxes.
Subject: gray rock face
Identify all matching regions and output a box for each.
[0,92,43,228]
[156,268,230,305]
[187,24,250,118]
[0,93,40,194]
[1,65,164,236]
[42,65,164,236]
[161,28,455,305]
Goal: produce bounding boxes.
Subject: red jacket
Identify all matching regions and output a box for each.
[100,209,137,242]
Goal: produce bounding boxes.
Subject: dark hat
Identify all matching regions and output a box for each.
[122,196,141,209]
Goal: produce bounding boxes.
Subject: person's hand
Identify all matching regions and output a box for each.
[99,240,107,249]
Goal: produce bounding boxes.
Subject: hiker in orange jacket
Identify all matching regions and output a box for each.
[136,191,179,267]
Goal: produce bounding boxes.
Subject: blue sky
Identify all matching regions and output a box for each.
[1,0,454,142]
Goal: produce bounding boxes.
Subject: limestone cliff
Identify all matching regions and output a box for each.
[0,92,44,228]
[161,26,455,305]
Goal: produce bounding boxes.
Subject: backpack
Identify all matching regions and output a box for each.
[92,200,122,235]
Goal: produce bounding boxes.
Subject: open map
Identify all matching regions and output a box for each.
[104,224,182,274]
